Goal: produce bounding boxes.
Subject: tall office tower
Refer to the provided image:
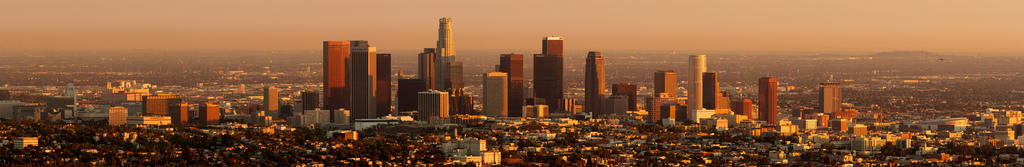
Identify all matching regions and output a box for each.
[169,103,188,125]
[418,48,436,89]
[585,51,606,114]
[716,91,731,110]
[535,37,565,110]
[264,86,279,119]
[559,99,577,114]
[435,18,456,90]
[323,41,351,112]
[758,77,779,125]
[444,62,465,91]
[612,83,639,111]
[687,54,707,112]
[0,89,10,100]
[199,103,220,126]
[417,90,449,121]
[397,79,428,112]
[448,88,473,115]
[300,91,320,110]
[660,103,679,120]
[108,106,127,126]
[499,54,524,117]
[702,72,720,109]
[731,99,754,118]
[819,82,842,114]
[376,53,392,118]
[143,94,182,116]
[482,72,508,117]
[351,41,378,121]
[655,70,677,99]
[604,95,629,116]
[646,93,673,121]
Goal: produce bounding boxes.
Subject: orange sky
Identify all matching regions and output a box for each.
[1,0,1022,52]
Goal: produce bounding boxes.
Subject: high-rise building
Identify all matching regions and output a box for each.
[646,93,673,121]
[417,90,449,121]
[759,77,779,125]
[499,54,524,117]
[731,99,753,118]
[702,72,720,109]
[687,54,707,112]
[585,51,606,115]
[169,103,188,125]
[435,18,456,90]
[535,37,565,110]
[655,70,677,99]
[397,79,428,112]
[143,94,182,116]
[199,103,220,126]
[604,95,628,116]
[482,72,508,117]
[300,91,320,110]
[351,41,378,121]
[418,48,436,89]
[376,53,392,118]
[323,41,351,112]
[612,83,638,111]
[264,86,279,119]
[523,105,549,118]
[108,106,127,126]
[660,103,680,121]
[448,88,473,115]
[444,62,464,91]
[819,82,842,114]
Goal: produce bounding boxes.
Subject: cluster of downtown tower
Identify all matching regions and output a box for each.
[319,18,843,125]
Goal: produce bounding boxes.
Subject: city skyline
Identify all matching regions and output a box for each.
[1,1,1022,53]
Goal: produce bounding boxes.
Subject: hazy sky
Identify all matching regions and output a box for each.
[2,0,1022,52]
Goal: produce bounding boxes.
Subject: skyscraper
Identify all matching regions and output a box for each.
[323,41,351,112]
[646,93,673,121]
[612,83,639,111]
[435,18,456,90]
[655,70,677,99]
[417,90,449,121]
[169,103,188,125]
[535,37,565,110]
[731,99,753,118]
[585,51,606,115]
[482,72,508,117]
[376,53,392,117]
[759,77,779,125]
[264,86,279,119]
[702,72,719,110]
[199,103,220,126]
[687,54,707,112]
[499,54,524,117]
[444,62,464,91]
[418,48,436,90]
[604,95,628,116]
[397,79,427,112]
[819,82,842,114]
[300,91,319,111]
[351,40,378,121]
[448,88,473,115]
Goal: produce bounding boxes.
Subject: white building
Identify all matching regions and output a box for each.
[690,109,715,123]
